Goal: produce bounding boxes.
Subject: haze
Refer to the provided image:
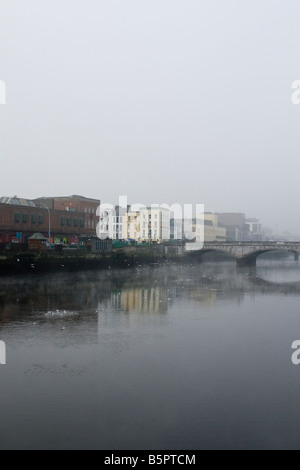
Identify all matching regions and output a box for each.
[0,0,299,234]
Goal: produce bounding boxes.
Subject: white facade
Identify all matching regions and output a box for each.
[98,205,170,242]
[97,206,127,240]
[139,207,170,242]
[112,214,126,240]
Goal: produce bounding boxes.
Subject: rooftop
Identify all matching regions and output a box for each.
[28,232,47,240]
[36,195,100,203]
[0,197,36,207]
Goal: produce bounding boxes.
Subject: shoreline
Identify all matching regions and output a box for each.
[0,249,187,275]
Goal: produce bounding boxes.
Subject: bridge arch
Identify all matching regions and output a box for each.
[240,249,299,266]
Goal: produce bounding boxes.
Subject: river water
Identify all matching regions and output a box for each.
[1,255,300,450]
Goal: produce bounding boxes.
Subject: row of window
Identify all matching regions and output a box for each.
[14,212,44,224]
[141,222,158,228]
[60,217,85,228]
[14,212,87,229]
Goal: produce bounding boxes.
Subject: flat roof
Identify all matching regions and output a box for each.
[36,195,100,203]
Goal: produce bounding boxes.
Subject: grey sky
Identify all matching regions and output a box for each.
[0,1,299,233]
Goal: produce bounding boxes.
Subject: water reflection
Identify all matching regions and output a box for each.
[1,259,300,449]
[256,253,300,283]
[0,260,300,328]
[110,287,169,313]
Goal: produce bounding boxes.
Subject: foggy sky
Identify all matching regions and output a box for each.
[0,1,300,234]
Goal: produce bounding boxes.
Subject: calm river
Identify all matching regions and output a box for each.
[1,254,300,449]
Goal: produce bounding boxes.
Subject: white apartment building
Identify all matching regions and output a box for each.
[139,207,170,242]
[98,205,170,242]
[97,205,127,240]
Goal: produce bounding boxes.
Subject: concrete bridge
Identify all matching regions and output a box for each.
[184,241,300,265]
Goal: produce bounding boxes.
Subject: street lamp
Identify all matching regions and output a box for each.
[38,202,51,243]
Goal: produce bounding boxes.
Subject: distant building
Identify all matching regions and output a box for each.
[99,205,170,243]
[139,207,170,242]
[170,218,184,240]
[35,195,99,233]
[245,218,265,241]
[216,212,265,242]
[126,211,140,240]
[216,212,246,229]
[97,204,131,240]
[0,195,100,244]
[193,213,226,242]
[108,205,129,240]
[97,208,111,240]
[225,225,240,242]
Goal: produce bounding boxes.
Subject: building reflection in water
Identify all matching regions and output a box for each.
[1,262,300,337]
[110,286,168,314]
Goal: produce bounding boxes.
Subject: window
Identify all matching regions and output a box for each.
[22,213,28,223]
[80,219,84,227]
[38,214,44,224]
[67,218,71,227]
[73,218,79,227]
[61,217,66,226]
[14,212,20,223]
[31,214,36,224]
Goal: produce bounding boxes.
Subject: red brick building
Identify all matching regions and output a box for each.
[0,195,100,244]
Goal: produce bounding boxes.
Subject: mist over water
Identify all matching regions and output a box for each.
[0,257,300,450]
